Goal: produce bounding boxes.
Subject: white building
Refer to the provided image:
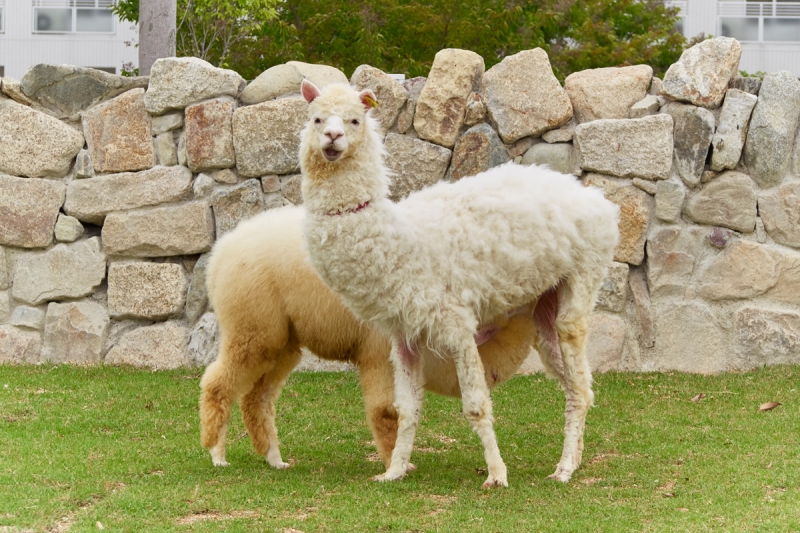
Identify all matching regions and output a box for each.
[0,0,138,79]
[670,0,800,76]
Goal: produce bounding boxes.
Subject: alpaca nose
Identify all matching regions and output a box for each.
[325,129,343,141]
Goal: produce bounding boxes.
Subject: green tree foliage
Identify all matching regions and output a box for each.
[115,0,686,80]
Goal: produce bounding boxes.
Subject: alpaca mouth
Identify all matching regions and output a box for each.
[323,147,342,161]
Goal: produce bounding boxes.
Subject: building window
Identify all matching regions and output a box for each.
[666,0,688,36]
[0,66,4,77]
[719,1,800,42]
[33,1,115,34]
[0,0,5,33]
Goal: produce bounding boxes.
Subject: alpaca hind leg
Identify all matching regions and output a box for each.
[452,336,507,488]
[357,348,400,469]
[240,349,302,469]
[372,336,423,482]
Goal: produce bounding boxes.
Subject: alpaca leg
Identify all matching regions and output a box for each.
[372,336,423,482]
[240,349,302,469]
[357,348,400,468]
[452,336,508,488]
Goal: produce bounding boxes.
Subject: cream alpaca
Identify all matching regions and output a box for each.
[300,80,620,487]
[199,206,538,470]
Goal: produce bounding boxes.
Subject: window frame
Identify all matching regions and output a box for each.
[32,1,116,35]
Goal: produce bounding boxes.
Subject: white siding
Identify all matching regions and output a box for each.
[0,1,137,79]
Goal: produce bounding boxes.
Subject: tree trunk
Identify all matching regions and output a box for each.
[139,0,177,76]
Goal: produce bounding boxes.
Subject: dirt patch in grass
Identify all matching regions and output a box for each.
[176,510,259,525]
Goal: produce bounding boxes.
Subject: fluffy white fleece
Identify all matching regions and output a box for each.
[299,81,619,487]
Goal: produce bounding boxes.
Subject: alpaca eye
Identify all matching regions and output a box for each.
[314,118,321,124]
[351,119,360,126]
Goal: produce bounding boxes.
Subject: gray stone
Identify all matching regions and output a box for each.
[574,114,673,180]
[450,124,509,181]
[0,325,42,363]
[744,71,800,188]
[106,321,191,369]
[521,143,575,175]
[729,76,762,96]
[414,49,484,148]
[756,217,767,243]
[0,99,84,178]
[281,175,303,205]
[351,65,409,134]
[192,173,215,198]
[710,89,757,171]
[144,57,245,115]
[54,214,84,243]
[233,97,307,177]
[541,117,577,143]
[651,301,726,373]
[395,99,415,134]
[186,254,211,323]
[484,48,572,143]
[151,112,184,135]
[565,65,652,123]
[463,92,487,126]
[10,306,45,330]
[587,313,628,372]
[286,61,349,88]
[64,165,192,224]
[736,307,800,367]
[402,77,427,102]
[649,76,663,96]
[81,88,155,174]
[629,95,660,119]
[211,168,238,184]
[185,97,236,172]
[384,133,452,201]
[646,226,706,295]
[759,181,800,248]
[20,64,148,119]
[663,102,715,187]
[768,247,800,304]
[697,241,779,300]
[264,192,288,210]
[661,37,742,109]
[74,149,93,178]
[41,301,109,363]
[0,291,8,322]
[0,76,34,106]
[240,64,305,104]
[0,175,65,248]
[684,171,757,233]
[595,261,629,312]
[655,180,685,222]
[107,262,188,320]
[632,178,657,195]
[154,132,177,166]
[628,268,654,348]
[177,131,187,166]
[211,179,264,236]
[11,238,106,306]
[0,246,8,290]
[102,202,215,257]
[261,175,281,193]
[187,312,220,366]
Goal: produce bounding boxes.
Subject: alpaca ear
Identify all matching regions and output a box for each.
[358,89,380,110]
[301,79,321,104]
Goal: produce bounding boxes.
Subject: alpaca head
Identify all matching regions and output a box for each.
[300,80,381,166]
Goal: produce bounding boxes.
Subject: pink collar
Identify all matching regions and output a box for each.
[330,201,370,216]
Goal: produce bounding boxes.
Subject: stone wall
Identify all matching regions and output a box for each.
[1,37,799,373]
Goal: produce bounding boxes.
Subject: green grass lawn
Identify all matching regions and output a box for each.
[0,365,798,533]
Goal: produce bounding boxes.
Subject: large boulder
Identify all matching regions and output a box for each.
[11,238,106,305]
[684,171,757,233]
[144,57,245,115]
[484,48,573,143]
[661,37,742,109]
[241,62,348,104]
[107,262,189,320]
[185,97,236,172]
[662,102,715,187]
[0,99,84,178]
[736,307,800,368]
[450,124,509,181]
[41,301,110,363]
[1,76,34,106]
[20,64,148,119]
[64,165,192,224]
[106,321,191,369]
[0,175,65,248]
[574,114,673,180]
[743,71,800,189]
[564,65,652,123]
[384,133,452,201]
[233,98,307,177]
[414,49,484,148]
[651,301,727,373]
[0,325,42,364]
[696,241,780,300]
[350,65,409,134]
[759,181,800,248]
[710,89,757,171]
[81,88,155,174]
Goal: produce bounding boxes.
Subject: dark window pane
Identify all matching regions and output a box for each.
[35,8,72,32]
[720,17,759,41]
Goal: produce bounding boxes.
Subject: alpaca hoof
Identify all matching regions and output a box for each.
[269,460,291,469]
[371,468,406,482]
[546,467,573,483]
[406,463,417,472]
[481,473,508,488]
[211,458,229,467]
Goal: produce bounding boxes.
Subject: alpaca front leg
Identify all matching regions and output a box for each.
[372,336,423,482]
[453,339,508,488]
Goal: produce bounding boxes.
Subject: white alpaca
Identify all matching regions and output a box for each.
[299,80,619,487]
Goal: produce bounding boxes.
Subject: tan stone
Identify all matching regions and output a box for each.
[102,202,215,257]
[565,65,652,123]
[484,48,573,143]
[384,133,452,201]
[0,325,42,363]
[64,165,192,224]
[233,98,307,177]
[596,261,629,313]
[0,99,84,178]
[697,241,780,300]
[351,65,409,134]
[185,97,236,172]
[41,301,109,363]
[107,262,188,320]
[759,181,800,249]
[282,175,303,205]
[0,76,34,106]
[0,175,65,248]
[652,301,727,373]
[684,171,757,233]
[587,313,628,372]
[414,49,484,148]
[661,37,742,109]
[736,307,800,367]
[106,321,191,369]
[646,226,706,295]
[450,124,509,181]
[144,57,245,115]
[211,180,264,236]
[767,248,800,305]
[154,132,177,166]
[82,88,154,173]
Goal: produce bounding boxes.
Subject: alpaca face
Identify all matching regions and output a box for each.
[301,80,377,164]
